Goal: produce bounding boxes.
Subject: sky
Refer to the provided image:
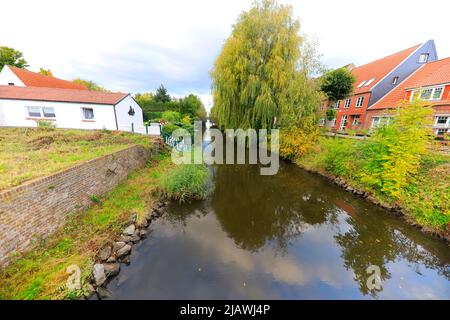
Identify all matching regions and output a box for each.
[1,0,449,111]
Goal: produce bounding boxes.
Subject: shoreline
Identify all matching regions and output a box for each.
[297,164,450,243]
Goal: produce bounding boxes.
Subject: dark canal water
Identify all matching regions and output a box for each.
[106,162,450,299]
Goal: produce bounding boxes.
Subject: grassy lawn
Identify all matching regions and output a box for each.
[297,137,450,231]
[0,127,156,191]
[0,150,174,300]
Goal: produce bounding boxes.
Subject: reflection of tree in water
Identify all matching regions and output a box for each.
[335,213,450,297]
[164,159,449,298]
[210,162,339,252]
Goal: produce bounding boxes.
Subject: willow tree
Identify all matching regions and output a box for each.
[211,0,307,130]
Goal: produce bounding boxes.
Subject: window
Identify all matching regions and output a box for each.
[392,76,399,85]
[356,96,364,107]
[42,107,55,118]
[353,115,360,126]
[436,128,448,135]
[331,118,337,127]
[419,87,443,100]
[344,98,351,108]
[339,115,347,131]
[128,106,135,116]
[372,116,392,128]
[8,82,14,86]
[432,87,443,100]
[357,81,366,88]
[364,78,375,86]
[82,108,95,120]
[420,88,433,100]
[419,53,429,63]
[319,118,325,126]
[435,116,449,127]
[27,107,41,118]
[27,107,56,118]
[335,100,341,109]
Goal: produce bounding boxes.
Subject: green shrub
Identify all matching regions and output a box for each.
[160,164,210,202]
[360,100,433,198]
[161,123,182,136]
[316,137,363,178]
[36,120,55,129]
[162,111,181,123]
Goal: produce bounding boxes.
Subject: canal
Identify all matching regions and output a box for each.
[105,160,450,299]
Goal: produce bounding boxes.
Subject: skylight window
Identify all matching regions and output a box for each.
[419,53,429,63]
[364,78,375,86]
[357,81,366,88]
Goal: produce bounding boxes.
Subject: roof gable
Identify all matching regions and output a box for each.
[350,44,422,95]
[370,57,450,109]
[6,66,88,90]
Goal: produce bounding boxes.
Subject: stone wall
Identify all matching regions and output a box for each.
[0,142,161,267]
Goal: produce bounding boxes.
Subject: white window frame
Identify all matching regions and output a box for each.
[344,98,351,109]
[353,115,360,126]
[392,76,399,85]
[319,118,325,126]
[356,96,364,107]
[339,115,347,131]
[434,116,450,128]
[435,128,449,135]
[82,107,95,121]
[335,100,341,109]
[419,87,444,101]
[419,53,429,63]
[26,106,56,119]
[371,116,392,128]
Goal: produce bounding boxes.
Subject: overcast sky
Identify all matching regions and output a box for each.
[1,0,449,110]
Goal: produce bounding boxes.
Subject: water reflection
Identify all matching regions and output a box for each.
[106,161,450,299]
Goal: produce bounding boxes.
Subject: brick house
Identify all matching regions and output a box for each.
[320,40,438,131]
[366,57,450,136]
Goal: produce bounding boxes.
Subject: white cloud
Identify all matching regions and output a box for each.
[1,0,449,112]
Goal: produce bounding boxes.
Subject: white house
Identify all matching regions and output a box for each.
[0,65,148,134]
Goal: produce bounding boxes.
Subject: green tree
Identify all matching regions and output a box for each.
[211,0,306,130]
[179,94,207,121]
[39,68,53,76]
[0,46,28,70]
[361,99,433,198]
[154,84,171,103]
[320,67,355,103]
[73,78,108,91]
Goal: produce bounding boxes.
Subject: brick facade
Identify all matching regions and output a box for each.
[0,141,161,267]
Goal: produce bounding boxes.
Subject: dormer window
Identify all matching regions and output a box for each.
[419,53,429,63]
[392,77,399,85]
[419,87,443,100]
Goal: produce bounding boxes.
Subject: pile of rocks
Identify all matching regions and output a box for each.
[85,199,168,299]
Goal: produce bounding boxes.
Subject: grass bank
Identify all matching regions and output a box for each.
[0,128,155,191]
[297,136,450,234]
[0,150,175,300]
[160,163,210,202]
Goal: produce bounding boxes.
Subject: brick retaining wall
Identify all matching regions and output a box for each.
[0,141,161,267]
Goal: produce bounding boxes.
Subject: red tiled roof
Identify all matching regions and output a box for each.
[0,85,128,105]
[351,44,422,95]
[370,57,450,110]
[7,65,88,90]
